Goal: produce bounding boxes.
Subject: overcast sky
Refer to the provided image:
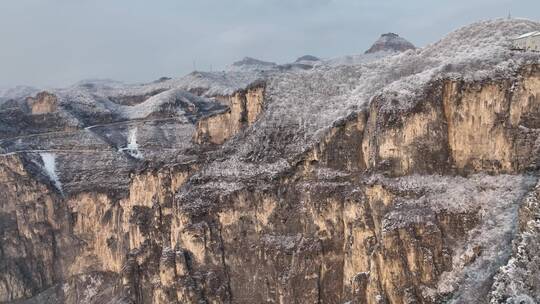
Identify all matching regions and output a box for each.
[0,0,538,88]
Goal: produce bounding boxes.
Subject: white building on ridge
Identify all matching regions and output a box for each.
[512,31,540,51]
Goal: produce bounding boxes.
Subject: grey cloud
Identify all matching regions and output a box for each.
[0,0,538,88]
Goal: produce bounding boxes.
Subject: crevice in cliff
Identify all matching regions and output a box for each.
[217,222,233,304]
[317,262,323,304]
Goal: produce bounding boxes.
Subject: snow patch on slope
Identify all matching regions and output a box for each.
[119,127,143,159]
[96,70,265,100]
[490,181,540,303]
[40,152,63,193]
[114,89,192,120]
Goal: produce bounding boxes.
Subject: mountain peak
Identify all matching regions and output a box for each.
[232,57,276,67]
[365,32,416,54]
[295,55,320,63]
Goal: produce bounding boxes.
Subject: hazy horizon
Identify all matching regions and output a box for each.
[1,0,538,88]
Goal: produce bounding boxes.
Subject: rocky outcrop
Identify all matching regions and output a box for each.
[194,85,265,145]
[26,92,58,115]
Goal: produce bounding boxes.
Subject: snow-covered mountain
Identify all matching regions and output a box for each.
[365,32,416,53]
[2,19,540,304]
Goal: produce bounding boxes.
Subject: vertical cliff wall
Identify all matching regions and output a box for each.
[3,65,539,304]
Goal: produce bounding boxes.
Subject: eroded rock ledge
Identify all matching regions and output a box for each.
[194,84,265,145]
[302,64,540,177]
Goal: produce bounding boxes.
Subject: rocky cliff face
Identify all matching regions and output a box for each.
[194,85,265,145]
[1,19,540,304]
